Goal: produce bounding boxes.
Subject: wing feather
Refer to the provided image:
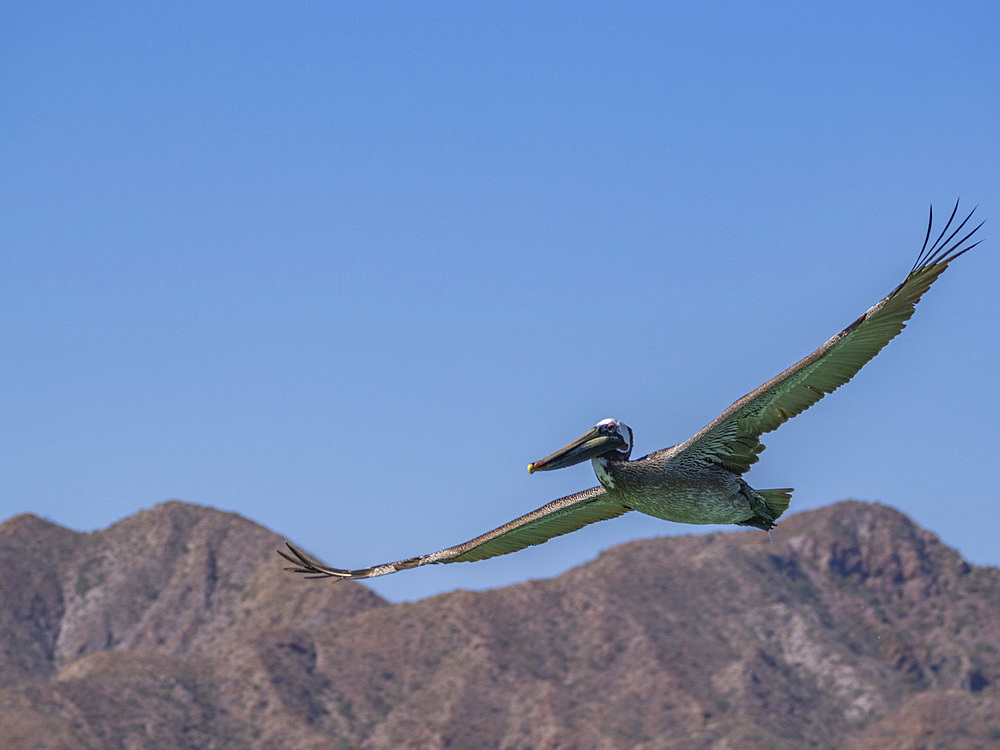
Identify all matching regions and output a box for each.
[672,202,983,474]
[278,485,628,580]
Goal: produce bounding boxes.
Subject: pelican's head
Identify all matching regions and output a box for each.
[527,418,633,474]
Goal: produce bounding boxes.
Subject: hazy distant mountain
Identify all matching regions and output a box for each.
[1,500,997,749]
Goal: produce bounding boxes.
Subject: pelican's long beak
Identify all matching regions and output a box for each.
[527,426,626,474]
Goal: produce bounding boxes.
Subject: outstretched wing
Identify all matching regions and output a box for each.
[670,201,983,474]
[279,485,629,580]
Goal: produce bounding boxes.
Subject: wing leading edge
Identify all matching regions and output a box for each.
[670,201,982,475]
[279,485,628,580]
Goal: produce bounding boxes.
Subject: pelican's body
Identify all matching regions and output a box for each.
[593,451,782,529]
[280,203,982,581]
[524,417,789,531]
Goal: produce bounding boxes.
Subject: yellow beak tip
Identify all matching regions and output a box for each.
[527,463,536,474]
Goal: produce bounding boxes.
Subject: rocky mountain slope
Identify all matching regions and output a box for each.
[0,500,997,749]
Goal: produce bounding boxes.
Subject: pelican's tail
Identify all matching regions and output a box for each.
[759,488,793,520]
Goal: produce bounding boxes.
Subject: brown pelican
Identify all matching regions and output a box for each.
[280,203,982,580]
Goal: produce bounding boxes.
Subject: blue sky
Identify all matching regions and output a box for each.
[3,3,997,602]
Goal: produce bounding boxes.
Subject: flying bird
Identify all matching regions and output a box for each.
[280,203,983,581]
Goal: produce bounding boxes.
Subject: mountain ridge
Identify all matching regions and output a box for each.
[1,500,997,748]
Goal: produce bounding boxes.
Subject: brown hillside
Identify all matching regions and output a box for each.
[0,500,997,749]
